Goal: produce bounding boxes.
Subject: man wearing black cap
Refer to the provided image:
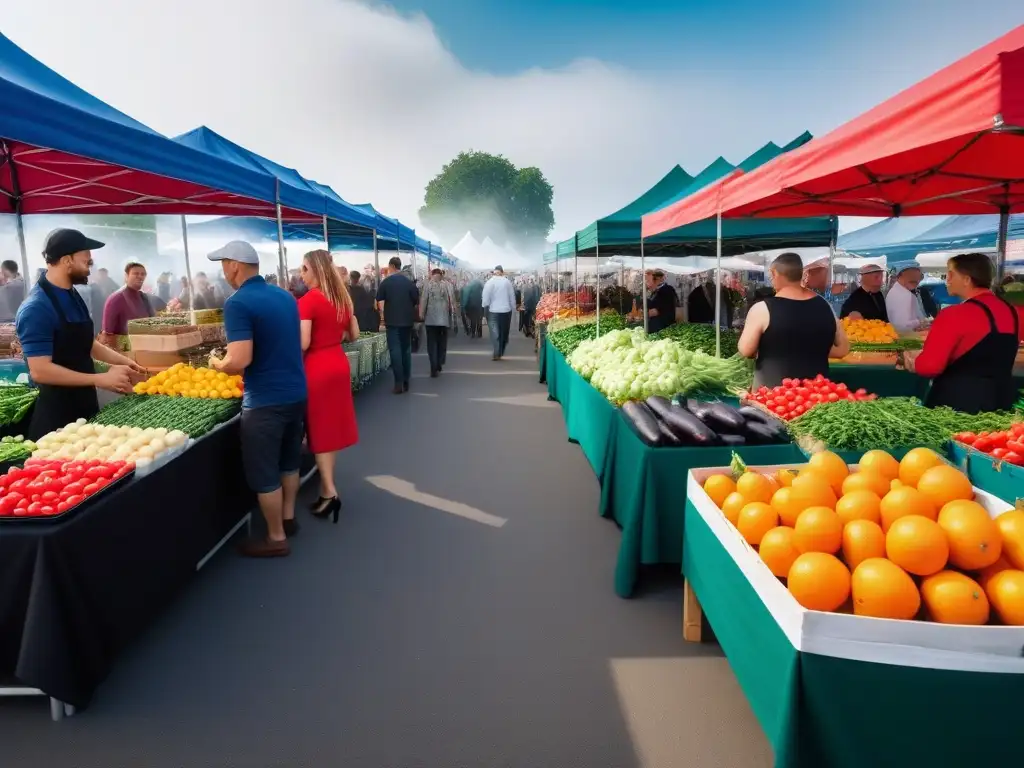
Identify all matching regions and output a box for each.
[15,229,145,439]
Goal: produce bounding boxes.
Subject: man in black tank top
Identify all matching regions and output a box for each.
[737,252,850,389]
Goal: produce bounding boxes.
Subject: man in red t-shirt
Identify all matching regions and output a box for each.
[905,253,1022,413]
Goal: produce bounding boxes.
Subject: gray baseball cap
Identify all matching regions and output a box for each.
[207,240,260,265]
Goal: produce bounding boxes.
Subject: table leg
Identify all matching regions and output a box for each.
[49,697,64,721]
[683,580,703,642]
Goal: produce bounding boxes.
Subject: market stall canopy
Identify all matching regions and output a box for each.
[839,216,949,253]
[643,24,1024,231]
[0,32,279,216]
[842,212,1024,259]
[173,127,377,234]
[573,165,694,252]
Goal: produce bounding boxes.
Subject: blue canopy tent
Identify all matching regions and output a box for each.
[841,214,1024,260]
[838,216,949,253]
[0,31,291,284]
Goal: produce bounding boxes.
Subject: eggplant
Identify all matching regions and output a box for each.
[738,405,774,424]
[744,421,789,445]
[658,420,683,446]
[686,398,713,420]
[717,434,747,446]
[646,396,673,417]
[700,402,746,433]
[661,404,719,446]
[621,401,664,446]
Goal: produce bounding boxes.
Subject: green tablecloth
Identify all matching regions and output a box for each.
[683,496,1022,768]
[949,443,1023,507]
[828,364,928,398]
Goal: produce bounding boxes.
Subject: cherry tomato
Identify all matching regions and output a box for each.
[63,482,85,497]
[827,392,840,402]
[63,494,85,507]
[82,482,101,496]
[957,432,978,445]
[26,501,44,516]
[992,447,1009,460]
[991,433,1010,449]
[1003,451,1024,466]
[973,437,995,453]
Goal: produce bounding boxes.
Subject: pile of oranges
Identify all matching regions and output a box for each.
[702,448,1024,625]
[133,363,243,399]
[839,317,900,344]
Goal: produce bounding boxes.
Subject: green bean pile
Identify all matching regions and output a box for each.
[548,315,627,356]
[92,395,240,438]
[651,323,741,357]
[789,397,1022,452]
[0,385,38,426]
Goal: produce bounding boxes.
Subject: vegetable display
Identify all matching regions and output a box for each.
[621,397,789,448]
[0,384,38,426]
[0,459,133,519]
[746,376,877,422]
[133,363,243,398]
[651,323,741,357]
[93,395,240,438]
[0,435,36,463]
[548,315,628,356]
[701,448,1024,625]
[790,398,1021,453]
[32,419,188,469]
[569,329,753,404]
[953,424,1024,465]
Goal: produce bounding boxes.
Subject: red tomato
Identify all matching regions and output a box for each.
[827,392,840,402]
[793,405,806,416]
[63,494,85,507]
[774,405,787,415]
[992,447,1009,460]
[957,432,978,445]
[64,482,85,497]
[82,482,101,496]
[991,433,1010,449]
[1003,451,1024,466]
[1011,424,1024,438]
[40,491,59,504]
[84,466,113,480]
[56,502,69,514]
[39,505,55,516]
[26,501,44,516]
[973,437,995,453]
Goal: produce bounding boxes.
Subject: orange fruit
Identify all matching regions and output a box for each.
[851,558,921,620]
[770,487,805,527]
[788,553,851,612]
[976,555,1013,589]
[721,492,747,525]
[737,502,779,546]
[916,465,974,509]
[890,479,903,491]
[775,469,795,488]
[985,569,1024,625]
[938,500,1002,571]
[835,490,882,526]
[704,474,737,508]
[898,447,944,488]
[921,571,990,625]
[791,471,838,511]
[736,472,774,504]
[759,526,800,578]
[793,507,844,554]
[995,510,1024,569]
[842,520,886,570]
[807,450,850,494]
[885,515,949,576]
[858,449,900,481]
[880,486,937,531]
[841,471,890,498]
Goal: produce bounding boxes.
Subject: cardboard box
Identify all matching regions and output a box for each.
[133,350,186,369]
[129,331,203,353]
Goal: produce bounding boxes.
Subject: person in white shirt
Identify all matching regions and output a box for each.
[481,265,517,360]
[885,261,929,333]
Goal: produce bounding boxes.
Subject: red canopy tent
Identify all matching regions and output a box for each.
[642,24,1024,259]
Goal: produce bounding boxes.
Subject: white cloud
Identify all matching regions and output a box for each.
[3,0,1020,254]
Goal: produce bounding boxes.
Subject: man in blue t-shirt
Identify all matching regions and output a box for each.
[207,241,306,558]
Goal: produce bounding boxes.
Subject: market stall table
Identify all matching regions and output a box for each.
[681,465,1024,768]
[0,416,312,716]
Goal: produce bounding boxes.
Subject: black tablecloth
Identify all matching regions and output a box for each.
[0,417,256,708]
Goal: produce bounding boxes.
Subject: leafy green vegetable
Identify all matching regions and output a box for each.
[92,395,240,438]
[548,314,628,356]
[0,385,38,426]
[789,397,1021,452]
[650,323,741,357]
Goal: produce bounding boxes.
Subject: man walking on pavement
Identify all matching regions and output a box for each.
[461,275,484,338]
[376,256,420,393]
[481,265,516,361]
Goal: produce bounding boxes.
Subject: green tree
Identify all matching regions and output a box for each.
[419,151,554,252]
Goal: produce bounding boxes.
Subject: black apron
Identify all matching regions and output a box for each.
[27,278,100,440]
[925,297,1019,414]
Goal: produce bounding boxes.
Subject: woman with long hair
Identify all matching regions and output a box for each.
[298,249,360,522]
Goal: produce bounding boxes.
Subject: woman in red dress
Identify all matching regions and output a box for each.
[298,250,360,523]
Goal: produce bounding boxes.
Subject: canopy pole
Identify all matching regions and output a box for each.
[556,255,561,311]
[996,205,1010,284]
[14,212,29,290]
[641,239,648,334]
[827,216,838,298]
[411,229,417,279]
[322,214,330,254]
[595,243,601,337]
[715,208,723,358]
[573,234,579,321]
[373,229,380,291]
[180,215,196,325]
[274,180,287,285]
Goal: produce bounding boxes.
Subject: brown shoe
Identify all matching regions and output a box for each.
[239,537,290,558]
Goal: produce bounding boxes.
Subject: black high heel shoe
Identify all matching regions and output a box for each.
[311,497,341,524]
[283,518,300,537]
[308,496,330,511]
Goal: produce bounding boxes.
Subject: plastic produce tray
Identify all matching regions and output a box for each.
[0,468,135,524]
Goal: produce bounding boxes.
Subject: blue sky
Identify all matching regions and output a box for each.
[4,0,1024,253]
